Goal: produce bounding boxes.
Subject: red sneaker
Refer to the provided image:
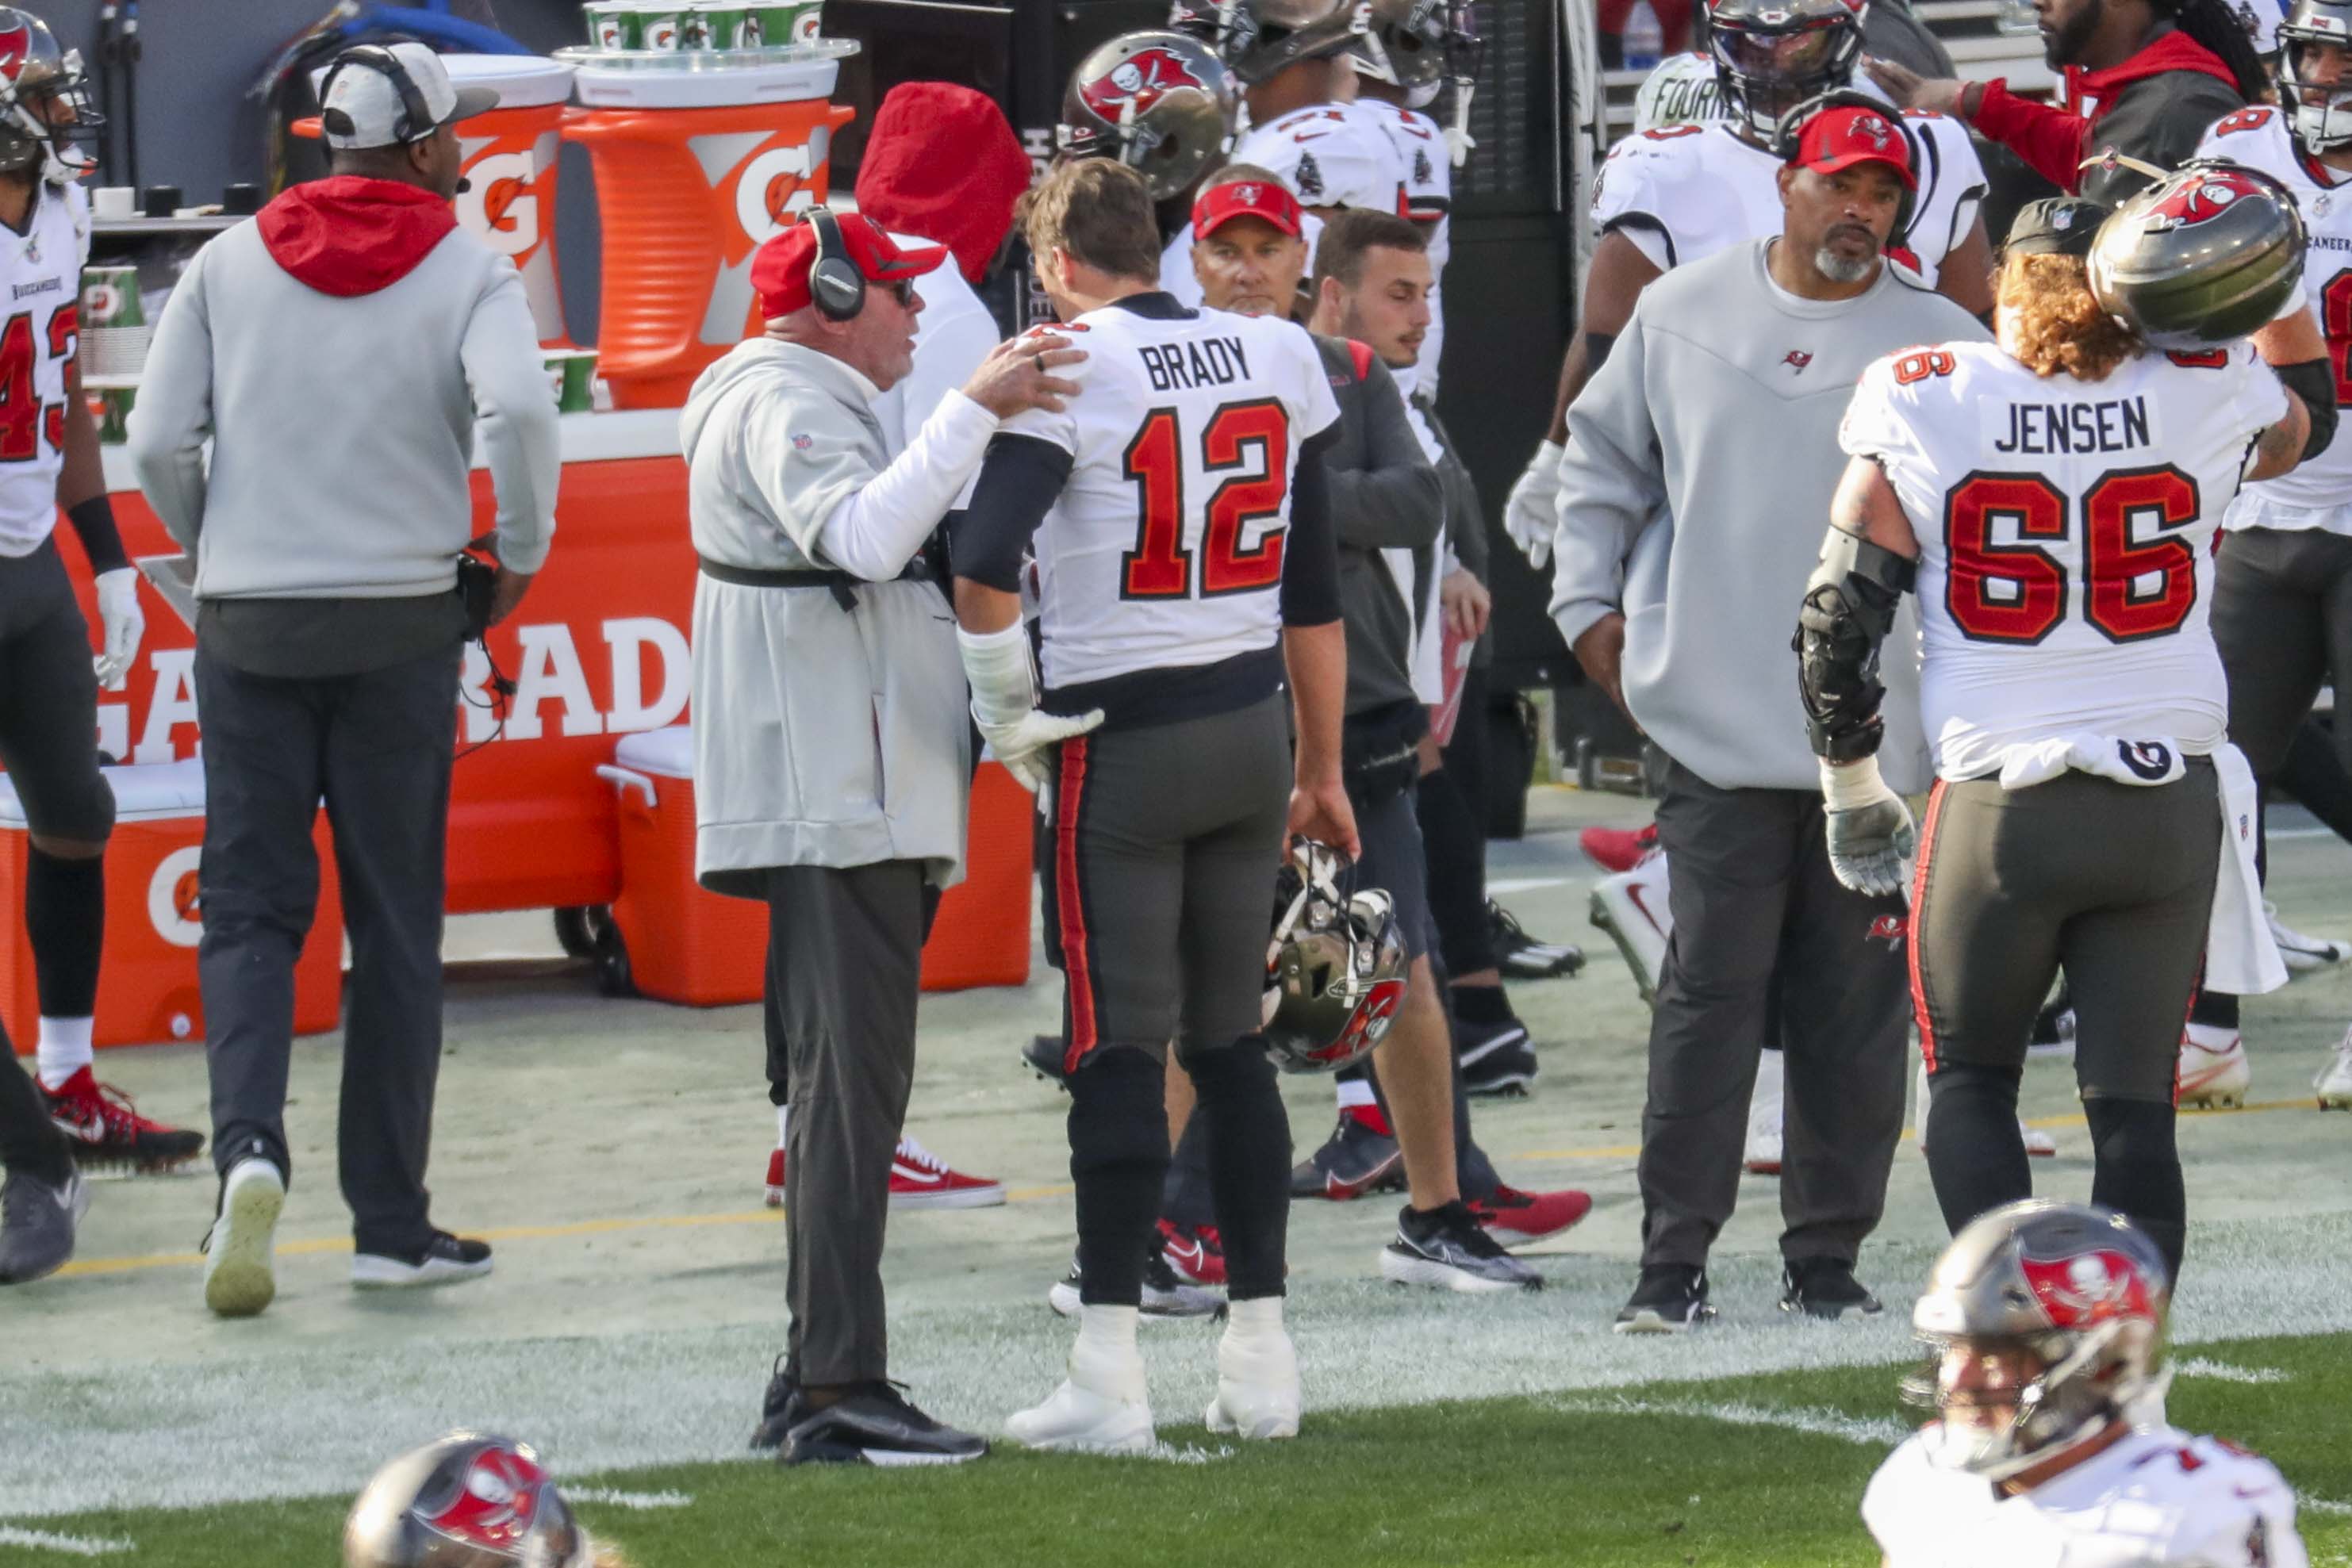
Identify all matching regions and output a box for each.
[763,1147,787,1209]
[40,1066,204,1175]
[1578,822,1659,875]
[1468,1185,1593,1248]
[888,1136,1007,1210]
[1157,1218,1227,1286]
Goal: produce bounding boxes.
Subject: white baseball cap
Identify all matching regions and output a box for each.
[318,42,499,150]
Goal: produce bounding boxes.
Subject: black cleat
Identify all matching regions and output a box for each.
[1379,1201,1542,1293]
[1458,1019,1537,1098]
[1613,1264,1717,1334]
[1489,901,1585,981]
[780,1382,988,1467]
[0,1166,87,1285]
[1046,1252,1225,1320]
[1778,1257,1883,1321]
[750,1356,809,1451]
[1023,1034,1069,1087]
[1289,1109,1405,1200]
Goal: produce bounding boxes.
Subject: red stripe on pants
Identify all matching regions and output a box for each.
[1056,737,1098,1074]
[1909,779,1948,1074]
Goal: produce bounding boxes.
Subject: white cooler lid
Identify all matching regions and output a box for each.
[0,758,206,828]
[612,724,695,780]
[568,55,840,109]
[443,53,577,108]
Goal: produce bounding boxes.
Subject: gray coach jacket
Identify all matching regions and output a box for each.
[1316,334,1445,723]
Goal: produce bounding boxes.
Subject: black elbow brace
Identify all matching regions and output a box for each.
[1793,529,1917,763]
[2275,357,2339,464]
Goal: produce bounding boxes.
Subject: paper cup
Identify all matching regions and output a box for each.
[636,7,687,48]
[583,2,642,48]
[693,3,754,47]
[90,184,135,220]
[739,2,816,45]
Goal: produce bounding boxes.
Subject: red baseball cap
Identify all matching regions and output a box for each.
[750,209,950,320]
[1788,105,1917,191]
[1192,178,1304,240]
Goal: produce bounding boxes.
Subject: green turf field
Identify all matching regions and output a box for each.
[6,1332,2346,1566]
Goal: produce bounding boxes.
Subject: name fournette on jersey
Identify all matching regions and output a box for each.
[1138,333,1253,393]
[1983,393,2154,456]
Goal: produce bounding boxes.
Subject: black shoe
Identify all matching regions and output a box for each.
[1023,1034,1069,1087]
[1779,1258,1883,1321]
[351,1230,493,1290]
[1379,1201,1542,1293]
[781,1382,988,1467]
[1288,1109,1405,1200]
[1046,1252,1225,1320]
[0,1165,87,1285]
[750,1356,809,1451]
[1489,901,1585,981]
[1613,1264,1715,1334]
[1458,1019,1537,1098]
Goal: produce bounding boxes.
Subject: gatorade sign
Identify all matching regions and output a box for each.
[147,845,202,949]
[457,147,544,256]
[732,141,819,246]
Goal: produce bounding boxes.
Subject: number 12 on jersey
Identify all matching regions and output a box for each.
[1119,398,1291,600]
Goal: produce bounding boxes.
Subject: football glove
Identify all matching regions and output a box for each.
[957,620,1104,792]
[1503,440,1562,570]
[1821,757,1915,900]
[92,566,144,692]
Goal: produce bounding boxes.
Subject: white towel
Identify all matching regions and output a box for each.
[1993,734,2284,997]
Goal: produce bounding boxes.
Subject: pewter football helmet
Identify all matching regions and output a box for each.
[1059,30,1237,199]
[1263,840,1408,1073]
[344,1433,597,1568]
[2089,160,2308,349]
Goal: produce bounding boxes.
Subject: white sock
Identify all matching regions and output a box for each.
[776,1103,789,1147]
[1075,1302,1141,1376]
[36,1017,94,1091]
[1226,1296,1284,1339]
[1334,1077,1377,1111]
[2185,1021,2238,1051]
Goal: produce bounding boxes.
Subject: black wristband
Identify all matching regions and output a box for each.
[2273,356,2339,465]
[64,495,129,576]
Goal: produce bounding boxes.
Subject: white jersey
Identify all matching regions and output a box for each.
[2195,105,2352,531]
[1630,51,1733,133]
[1864,1423,2308,1568]
[1593,99,1985,287]
[1355,97,1451,387]
[1232,102,1407,216]
[1840,338,2286,781]
[0,178,90,557]
[1002,300,1340,694]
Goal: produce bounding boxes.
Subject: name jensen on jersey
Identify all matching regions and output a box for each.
[1140,335,1252,392]
[1989,394,2153,455]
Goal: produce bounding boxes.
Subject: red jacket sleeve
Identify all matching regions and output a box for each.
[1966,79,2092,193]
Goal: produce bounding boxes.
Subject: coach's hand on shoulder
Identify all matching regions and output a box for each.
[91,566,144,692]
[963,335,1089,420]
[1820,758,1917,900]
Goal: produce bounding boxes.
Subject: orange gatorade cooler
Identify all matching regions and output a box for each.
[564,52,857,408]
[0,762,344,1053]
[921,759,1034,992]
[445,55,579,345]
[600,726,764,1006]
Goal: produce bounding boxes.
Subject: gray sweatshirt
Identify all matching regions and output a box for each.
[1317,334,1445,722]
[1550,240,1986,793]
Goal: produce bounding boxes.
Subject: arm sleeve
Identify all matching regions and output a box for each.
[460,263,562,574]
[814,389,1002,580]
[1968,79,2094,194]
[122,248,215,551]
[1281,426,1341,626]
[1325,356,1444,550]
[950,432,1072,592]
[1548,309,1664,649]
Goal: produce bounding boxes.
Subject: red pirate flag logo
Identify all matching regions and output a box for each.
[0,22,29,82]
[1080,46,1209,121]
[2017,1248,2157,1328]
[2144,168,2266,230]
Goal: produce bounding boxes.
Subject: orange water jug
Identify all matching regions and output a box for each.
[446,56,578,345]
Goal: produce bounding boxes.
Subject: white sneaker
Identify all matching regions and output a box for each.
[2178,1025,2251,1109]
[1590,852,1672,1004]
[1744,1050,1783,1175]
[202,1157,284,1318]
[2316,1027,2352,1110]
[1204,1299,1300,1440]
[2268,903,2352,976]
[1005,1306,1154,1454]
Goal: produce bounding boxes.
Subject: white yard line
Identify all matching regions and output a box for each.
[2300,1496,2352,1517]
[0,1527,135,1557]
[1546,1394,1910,1447]
[2174,1357,2290,1385]
[564,1488,694,1510]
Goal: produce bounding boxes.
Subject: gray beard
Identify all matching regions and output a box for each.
[1816,246,1877,285]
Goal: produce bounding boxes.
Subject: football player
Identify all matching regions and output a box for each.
[951,158,1355,1451]
[1805,186,2316,1277]
[1864,1200,2308,1567]
[0,8,201,1177]
[2184,18,2352,1110]
[1350,0,1479,389]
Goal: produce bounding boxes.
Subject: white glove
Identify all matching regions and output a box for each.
[92,566,143,692]
[957,621,1105,792]
[1821,757,1917,900]
[1504,440,1564,570]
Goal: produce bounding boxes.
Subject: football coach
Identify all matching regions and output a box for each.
[683,208,1084,1467]
[1551,102,1986,1334]
[129,42,557,1319]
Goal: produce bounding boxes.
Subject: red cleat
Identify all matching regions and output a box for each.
[1578,822,1659,875]
[1157,1218,1227,1286]
[764,1147,786,1208]
[1467,1185,1593,1248]
[762,1137,1008,1210]
[40,1067,204,1175]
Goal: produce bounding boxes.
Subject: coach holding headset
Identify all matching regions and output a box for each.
[681,208,1084,1467]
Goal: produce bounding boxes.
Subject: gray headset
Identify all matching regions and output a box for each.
[804,208,869,322]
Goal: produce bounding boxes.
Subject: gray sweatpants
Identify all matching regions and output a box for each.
[768,859,925,1389]
[1640,763,1909,1271]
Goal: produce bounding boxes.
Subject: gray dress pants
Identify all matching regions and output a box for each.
[1639,762,1910,1271]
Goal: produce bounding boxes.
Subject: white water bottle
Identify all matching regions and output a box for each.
[1623,0,1663,71]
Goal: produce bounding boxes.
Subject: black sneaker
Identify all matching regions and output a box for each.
[1023,1034,1069,1087]
[0,1165,87,1285]
[1490,901,1586,981]
[1046,1252,1225,1320]
[1379,1201,1542,1293]
[1459,1021,1537,1098]
[1779,1257,1883,1322]
[1288,1108,1405,1200]
[780,1381,988,1467]
[351,1230,493,1290]
[750,1356,809,1451]
[1613,1264,1716,1334]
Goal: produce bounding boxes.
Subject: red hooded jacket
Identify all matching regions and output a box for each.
[1966,30,2241,195]
[255,175,458,297]
[853,83,1032,286]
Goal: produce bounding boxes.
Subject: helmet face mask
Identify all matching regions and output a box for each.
[0,9,102,182]
[2281,4,2352,151]
[1262,841,1409,1073]
[1176,0,1369,86]
[1708,0,1862,139]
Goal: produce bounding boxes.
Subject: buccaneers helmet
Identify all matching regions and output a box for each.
[1905,1201,2171,1481]
[1172,0,1372,86]
[2088,160,2307,349]
[1353,0,1481,105]
[2279,0,2352,151]
[344,1433,601,1568]
[0,8,99,184]
[1707,0,1863,139]
[1059,31,1237,200]
[1263,840,1408,1073]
